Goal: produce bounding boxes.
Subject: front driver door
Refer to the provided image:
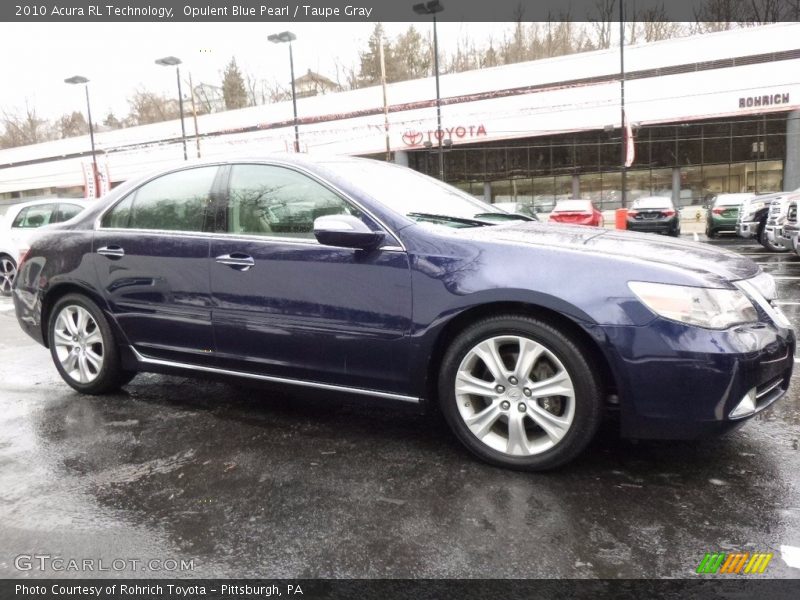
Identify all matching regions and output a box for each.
[209,163,414,396]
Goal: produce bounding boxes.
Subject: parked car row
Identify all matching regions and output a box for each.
[0,198,89,296]
[736,189,800,252]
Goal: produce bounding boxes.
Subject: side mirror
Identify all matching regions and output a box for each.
[313,215,386,250]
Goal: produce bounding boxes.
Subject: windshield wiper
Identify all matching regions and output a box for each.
[407,212,492,228]
[472,212,536,222]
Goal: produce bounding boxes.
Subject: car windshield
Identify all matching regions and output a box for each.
[552,200,591,212]
[631,198,673,209]
[322,160,513,226]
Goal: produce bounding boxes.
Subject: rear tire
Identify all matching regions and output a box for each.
[48,294,133,394]
[706,227,717,239]
[437,314,603,471]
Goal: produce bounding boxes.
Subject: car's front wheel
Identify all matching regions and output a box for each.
[49,294,134,394]
[438,315,603,471]
[0,254,16,297]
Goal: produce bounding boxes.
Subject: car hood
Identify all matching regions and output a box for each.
[454,222,759,282]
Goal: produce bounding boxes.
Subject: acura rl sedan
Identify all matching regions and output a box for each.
[12,157,794,470]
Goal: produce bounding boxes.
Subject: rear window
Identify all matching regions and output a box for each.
[553,200,591,212]
[631,198,673,210]
[713,195,748,207]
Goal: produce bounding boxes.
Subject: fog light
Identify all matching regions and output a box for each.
[729,388,757,419]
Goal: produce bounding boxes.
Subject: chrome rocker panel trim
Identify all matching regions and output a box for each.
[129,346,421,404]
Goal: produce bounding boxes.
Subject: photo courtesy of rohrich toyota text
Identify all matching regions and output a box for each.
[1,1,800,599]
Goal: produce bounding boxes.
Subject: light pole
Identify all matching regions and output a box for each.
[155,56,188,161]
[64,75,98,192]
[268,31,300,153]
[413,0,445,180]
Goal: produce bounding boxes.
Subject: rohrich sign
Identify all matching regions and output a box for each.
[402,125,488,146]
[739,91,790,108]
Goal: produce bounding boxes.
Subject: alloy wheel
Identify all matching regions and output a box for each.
[455,335,576,456]
[0,256,16,296]
[52,305,105,384]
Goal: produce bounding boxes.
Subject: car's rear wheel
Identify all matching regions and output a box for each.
[0,254,16,297]
[706,227,717,239]
[49,294,133,394]
[438,315,603,471]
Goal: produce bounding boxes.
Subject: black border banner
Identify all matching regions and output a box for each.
[2,0,800,23]
[4,579,800,600]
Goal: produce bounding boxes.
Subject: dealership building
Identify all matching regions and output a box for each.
[1,22,799,210]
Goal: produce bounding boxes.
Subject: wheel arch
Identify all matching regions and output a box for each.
[423,301,618,408]
[40,282,116,348]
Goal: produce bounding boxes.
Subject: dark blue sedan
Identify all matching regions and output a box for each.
[12,157,795,470]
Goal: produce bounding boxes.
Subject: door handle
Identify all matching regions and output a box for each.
[215,253,255,271]
[97,245,125,258]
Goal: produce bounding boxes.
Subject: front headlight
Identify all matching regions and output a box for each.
[628,282,757,329]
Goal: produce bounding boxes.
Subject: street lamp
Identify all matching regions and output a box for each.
[155,55,188,161]
[64,75,98,193]
[413,0,445,180]
[268,31,300,153]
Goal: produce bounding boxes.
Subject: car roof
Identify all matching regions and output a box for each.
[5,198,89,210]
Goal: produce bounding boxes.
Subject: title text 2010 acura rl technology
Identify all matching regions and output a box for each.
[12,157,795,470]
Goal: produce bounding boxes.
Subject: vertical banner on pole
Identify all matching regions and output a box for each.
[82,162,97,200]
[97,162,111,197]
[624,119,635,168]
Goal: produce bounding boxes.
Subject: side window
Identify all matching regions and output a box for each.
[52,203,84,223]
[227,164,361,238]
[101,167,218,231]
[11,204,58,228]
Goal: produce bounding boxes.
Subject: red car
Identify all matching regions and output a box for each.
[548,199,604,227]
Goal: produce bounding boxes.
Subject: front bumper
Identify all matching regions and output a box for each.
[601,317,794,439]
[626,220,677,234]
[736,220,760,238]
[766,224,793,250]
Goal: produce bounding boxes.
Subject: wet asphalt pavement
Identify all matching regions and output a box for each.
[0,235,798,580]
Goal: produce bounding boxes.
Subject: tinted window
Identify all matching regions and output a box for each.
[631,197,673,209]
[227,164,360,238]
[102,167,217,231]
[53,203,84,223]
[11,203,59,228]
[553,200,592,212]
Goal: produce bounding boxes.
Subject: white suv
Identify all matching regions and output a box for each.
[0,198,89,296]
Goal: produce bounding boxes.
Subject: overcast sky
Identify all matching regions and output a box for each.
[0,22,524,122]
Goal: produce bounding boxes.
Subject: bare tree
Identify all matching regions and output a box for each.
[0,103,56,148]
[127,89,180,125]
[590,0,616,49]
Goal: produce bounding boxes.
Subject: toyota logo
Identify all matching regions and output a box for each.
[402,130,423,146]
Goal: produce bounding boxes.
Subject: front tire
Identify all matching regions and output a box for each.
[48,294,132,394]
[0,254,16,297]
[438,315,603,471]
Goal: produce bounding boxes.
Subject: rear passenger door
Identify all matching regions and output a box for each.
[93,166,222,365]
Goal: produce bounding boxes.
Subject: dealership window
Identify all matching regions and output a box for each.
[701,164,731,197]
[650,126,677,168]
[444,150,467,181]
[600,171,622,209]
[703,122,731,164]
[756,160,783,192]
[679,166,704,204]
[579,173,603,205]
[678,124,702,166]
[651,169,672,197]
[626,169,651,201]
[731,120,760,162]
[507,147,529,178]
[530,146,550,175]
